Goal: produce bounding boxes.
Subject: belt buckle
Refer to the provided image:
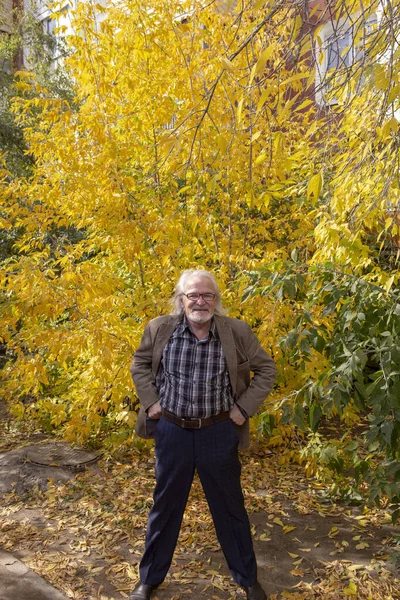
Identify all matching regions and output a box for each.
[183,418,202,429]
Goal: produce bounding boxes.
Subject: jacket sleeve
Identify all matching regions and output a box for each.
[130,323,160,411]
[236,323,277,417]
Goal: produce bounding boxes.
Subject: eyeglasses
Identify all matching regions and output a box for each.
[183,293,216,302]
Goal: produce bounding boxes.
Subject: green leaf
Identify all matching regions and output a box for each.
[293,404,306,431]
[309,403,322,431]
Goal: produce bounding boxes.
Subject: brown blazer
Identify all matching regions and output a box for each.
[130,314,277,449]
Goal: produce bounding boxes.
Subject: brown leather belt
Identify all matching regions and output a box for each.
[161,408,230,429]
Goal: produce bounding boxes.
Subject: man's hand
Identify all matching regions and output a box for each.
[148,401,162,419]
[230,404,246,426]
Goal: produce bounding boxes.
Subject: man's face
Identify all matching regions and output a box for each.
[181,276,217,324]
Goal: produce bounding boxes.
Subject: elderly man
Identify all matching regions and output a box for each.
[129,269,277,600]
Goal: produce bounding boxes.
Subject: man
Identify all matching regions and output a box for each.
[129,269,277,600]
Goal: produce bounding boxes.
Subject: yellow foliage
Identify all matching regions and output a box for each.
[1,0,399,445]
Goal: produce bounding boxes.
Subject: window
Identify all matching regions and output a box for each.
[42,15,59,59]
[315,12,378,105]
[40,4,74,62]
[44,16,57,37]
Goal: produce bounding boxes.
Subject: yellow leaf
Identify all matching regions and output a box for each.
[385,275,395,293]
[356,541,369,550]
[253,0,269,10]
[348,564,367,571]
[282,525,296,534]
[289,568,304,576]
[328,526,339,538]
[344,582,357,595]
[256,87,273,116]
[385,217,393,230]
[216,134,229,154]
[280,72,310,87]
[64,272,76,283]
[221,57,235,73]
[249,63,258,86]
[381,117,398,138]
[294,99,314,112]
[293,559,303,566]
[254,46,274,77]
[307,171,323,201]
[255,151,267,166]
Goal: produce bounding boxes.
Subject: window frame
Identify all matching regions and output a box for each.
[314,9,380,106]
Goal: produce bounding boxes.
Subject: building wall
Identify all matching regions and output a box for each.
[1,0,15,33]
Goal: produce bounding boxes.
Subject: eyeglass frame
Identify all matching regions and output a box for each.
[182,292,216,302]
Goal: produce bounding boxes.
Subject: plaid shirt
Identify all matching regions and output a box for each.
[156,316,233,418]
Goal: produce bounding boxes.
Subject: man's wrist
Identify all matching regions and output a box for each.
[236,404,249,420]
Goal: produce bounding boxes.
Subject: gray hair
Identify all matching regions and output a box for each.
[171,269,226,315]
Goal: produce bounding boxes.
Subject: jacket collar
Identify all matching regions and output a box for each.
[214,316,237,397]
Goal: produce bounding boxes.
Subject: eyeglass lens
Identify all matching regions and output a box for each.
[186,293,215,301]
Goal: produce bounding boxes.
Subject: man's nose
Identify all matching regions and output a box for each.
[196,295,206,305]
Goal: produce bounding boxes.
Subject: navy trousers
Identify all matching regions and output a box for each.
[139,416,257,587]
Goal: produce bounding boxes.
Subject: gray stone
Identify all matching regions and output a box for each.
[0,550,68,600]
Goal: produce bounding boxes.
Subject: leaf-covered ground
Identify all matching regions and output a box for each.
[1,412,400,600]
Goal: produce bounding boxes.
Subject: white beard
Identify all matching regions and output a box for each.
[187,310,212,324]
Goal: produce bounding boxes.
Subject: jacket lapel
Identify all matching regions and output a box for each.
[152,316,179,377]
[215,316,237,398]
